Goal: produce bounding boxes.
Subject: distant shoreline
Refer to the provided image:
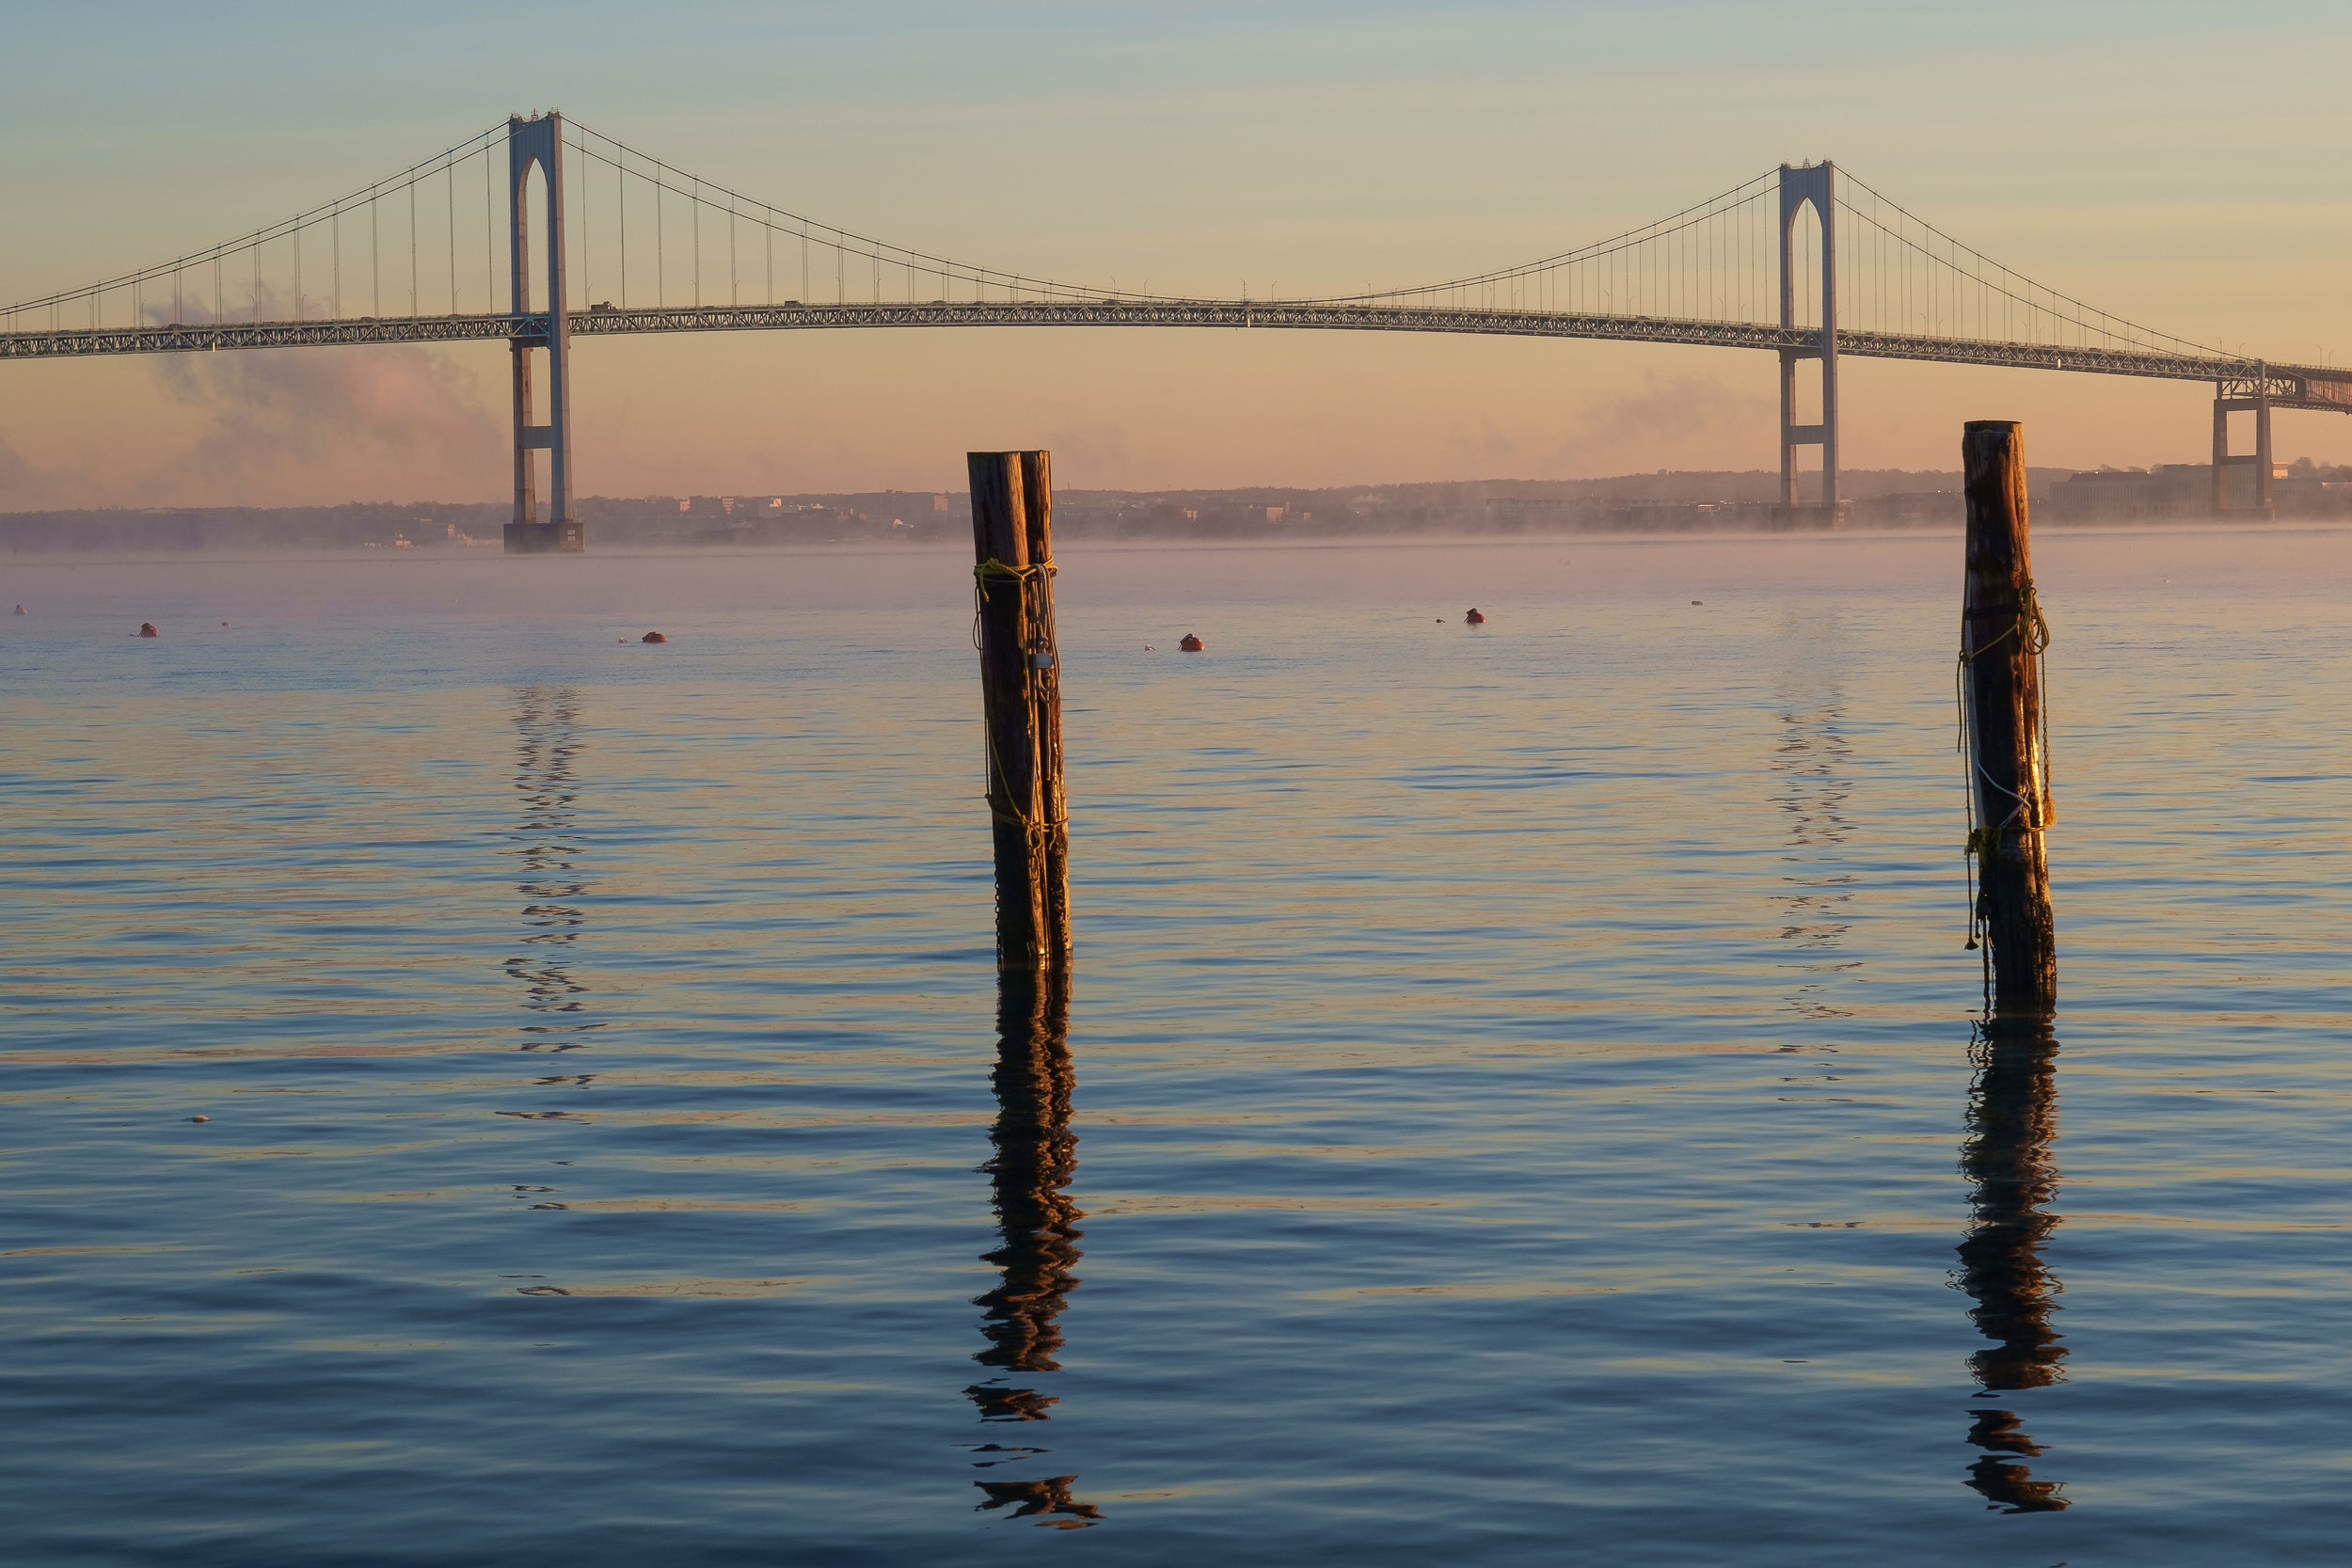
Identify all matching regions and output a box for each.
[10,517,2349,568]
[8,463,2344,552]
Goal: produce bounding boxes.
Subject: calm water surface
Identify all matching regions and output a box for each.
[5,532,2349,1565]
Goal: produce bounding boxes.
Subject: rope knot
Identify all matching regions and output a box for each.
[1957,576,2051,666]
[973,555,1057,599]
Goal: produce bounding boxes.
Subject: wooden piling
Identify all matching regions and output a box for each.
[969,451,1072,972]
[1960,421,2057,1007]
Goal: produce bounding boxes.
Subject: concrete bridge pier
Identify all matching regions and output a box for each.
[2211,369,2275,518]
[505,112,582,553]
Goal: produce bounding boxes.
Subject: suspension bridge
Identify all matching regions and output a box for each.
[5,112,2344,550]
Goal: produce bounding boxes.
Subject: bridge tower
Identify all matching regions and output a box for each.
[504,113,582,553]
[2211,367,2276,517]
[1777,162,1838,518]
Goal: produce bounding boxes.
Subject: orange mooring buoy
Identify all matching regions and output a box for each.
[137,622,160,638]
[1465,608,1486,625]
[1178,633,1204,652]
[641,631,668,643]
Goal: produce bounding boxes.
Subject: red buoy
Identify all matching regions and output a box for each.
[1179,633,1204,652]
[641,631,667,643]
[137,622,160,638]
[1465,608,1486,625]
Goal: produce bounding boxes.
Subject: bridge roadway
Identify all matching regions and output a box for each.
[6,298,2349,411]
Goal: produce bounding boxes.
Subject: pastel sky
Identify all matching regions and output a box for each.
[4,0,2348,508]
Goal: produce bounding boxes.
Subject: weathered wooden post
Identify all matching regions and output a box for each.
[969,451,1072,973]
[1960,421,2057,1007]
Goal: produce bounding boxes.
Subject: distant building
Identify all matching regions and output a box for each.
[2043,463,2352,522]
[2043,465,2205,521]
[1485,497,1594,531]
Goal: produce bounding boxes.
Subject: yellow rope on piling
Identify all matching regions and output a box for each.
[973,555,1057,596]
[1956,578,2050,669]
[1954,576,2056,953]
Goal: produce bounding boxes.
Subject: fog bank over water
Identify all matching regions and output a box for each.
[16,461,2350,552]
[8,522,2345,629]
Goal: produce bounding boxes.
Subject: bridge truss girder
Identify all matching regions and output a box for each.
[11,300,2343,398]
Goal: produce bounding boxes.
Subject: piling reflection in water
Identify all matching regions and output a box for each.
[1769,690,1858,1025]
[964,974,1100,1526]
[506,688,597,1053]
[968,972,1083,1417]
[974,1476,1102,1528]
[1957,1010,2069,1513]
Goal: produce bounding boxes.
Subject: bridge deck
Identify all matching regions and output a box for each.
[6,300,2347,410]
